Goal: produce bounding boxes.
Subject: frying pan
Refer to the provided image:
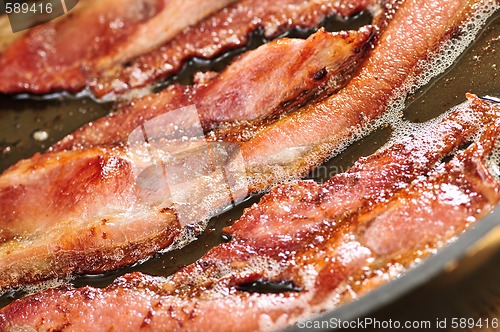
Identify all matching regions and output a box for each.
[0,7,499,330]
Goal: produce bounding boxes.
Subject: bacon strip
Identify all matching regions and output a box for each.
[54,27,373,150]
[1,95,499,331]
[239,0,500,190]
[0,28,372,292]
[91,0,375,98]
[0,0,238,94]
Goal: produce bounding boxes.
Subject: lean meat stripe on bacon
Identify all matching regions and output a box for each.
[0,28,372,292]
[1,96,499,331]
[91,0,375,97]
[0,0,238,94]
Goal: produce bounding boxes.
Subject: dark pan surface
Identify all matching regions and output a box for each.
[0,10,499,328]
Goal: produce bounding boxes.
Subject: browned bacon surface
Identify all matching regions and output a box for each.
[239,0,495,189]
[0,0,237,94]
[0,28,372,292]
[1,96,499,331]
[54,27,373,151]
[91,0,375,97]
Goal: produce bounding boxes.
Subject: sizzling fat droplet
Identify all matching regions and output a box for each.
[33,130,49,142]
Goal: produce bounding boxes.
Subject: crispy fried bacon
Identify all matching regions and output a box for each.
[91,0,375,97]
[0,28,372,292]
[0,0,238,94]
[54,27,373,150]
[0,0,496,294]
[1,95,499,331]
[240,0,498,190]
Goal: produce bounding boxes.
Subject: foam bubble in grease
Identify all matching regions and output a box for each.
[387,99,482,148]
[485,126,500,179]
[405,1,500,96]
[1,277,72,300]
